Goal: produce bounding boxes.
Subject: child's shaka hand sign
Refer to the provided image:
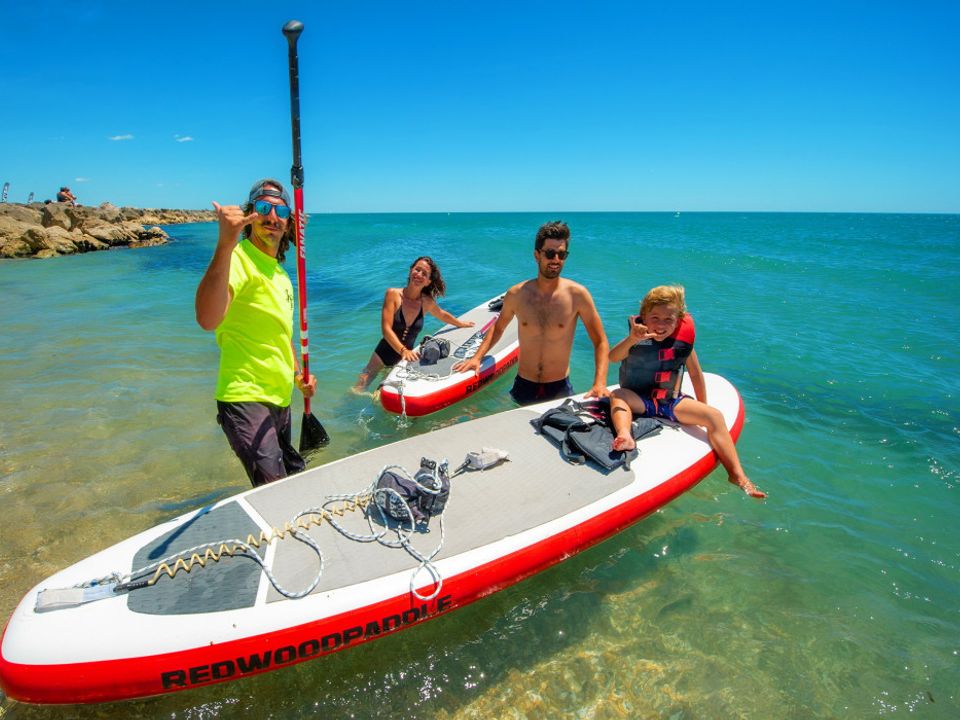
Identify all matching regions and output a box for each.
[630,315,659,341]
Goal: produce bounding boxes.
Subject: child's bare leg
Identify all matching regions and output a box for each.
[610,389,640,451]
[674,399,766,498]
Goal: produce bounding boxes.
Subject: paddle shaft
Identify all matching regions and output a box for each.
[283,21,312,415]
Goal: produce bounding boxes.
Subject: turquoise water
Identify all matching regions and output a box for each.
[0,212,958,718]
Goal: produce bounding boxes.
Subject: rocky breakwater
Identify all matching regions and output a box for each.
[0,203,216,259]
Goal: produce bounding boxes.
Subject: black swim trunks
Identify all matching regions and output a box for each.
[216,401,306,487]
[509,375,574,406]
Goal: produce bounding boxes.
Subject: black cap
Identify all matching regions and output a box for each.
[247,178,291,207]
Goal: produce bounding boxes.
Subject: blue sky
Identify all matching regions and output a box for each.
[2,1,958,212]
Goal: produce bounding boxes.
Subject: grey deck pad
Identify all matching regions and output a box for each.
[128,501,265,615]
[247,407,635,604]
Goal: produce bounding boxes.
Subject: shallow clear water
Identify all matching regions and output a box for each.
[0,212,957,718]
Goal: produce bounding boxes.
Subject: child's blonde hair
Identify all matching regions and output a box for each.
[640,285,687,320]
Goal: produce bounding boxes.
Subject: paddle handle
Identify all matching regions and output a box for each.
[284,20,312,414]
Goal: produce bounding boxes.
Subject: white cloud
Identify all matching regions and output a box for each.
[75,177,91,183]
[174,134,194,143]
[109,134,134,141]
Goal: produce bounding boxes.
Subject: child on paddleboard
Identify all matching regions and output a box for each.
[609,285,765,498]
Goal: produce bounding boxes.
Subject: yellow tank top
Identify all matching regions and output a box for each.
[214,240,295,406]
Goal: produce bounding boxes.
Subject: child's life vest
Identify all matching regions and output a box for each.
[618,314,695,400]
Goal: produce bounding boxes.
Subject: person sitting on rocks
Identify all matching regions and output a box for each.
[56,187,77,205]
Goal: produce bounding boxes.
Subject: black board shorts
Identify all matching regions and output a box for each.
[216,401,305,487]
[509,375,574,406]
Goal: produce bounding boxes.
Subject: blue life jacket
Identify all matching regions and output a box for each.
[618,314,695,400]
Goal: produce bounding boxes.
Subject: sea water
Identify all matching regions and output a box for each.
[0,212,957,718]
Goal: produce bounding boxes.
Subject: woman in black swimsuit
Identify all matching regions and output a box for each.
[354,256,474,390]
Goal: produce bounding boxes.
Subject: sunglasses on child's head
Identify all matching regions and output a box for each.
[253,199,292,219]
[540,248,569,260]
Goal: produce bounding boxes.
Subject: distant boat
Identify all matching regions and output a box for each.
[674,211,680,217]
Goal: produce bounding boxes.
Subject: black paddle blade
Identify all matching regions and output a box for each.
[300,412,330,456]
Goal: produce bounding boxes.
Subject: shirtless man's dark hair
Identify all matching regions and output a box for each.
[535,221,570,251]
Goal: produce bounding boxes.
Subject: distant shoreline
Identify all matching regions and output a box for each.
[0,202,216,260]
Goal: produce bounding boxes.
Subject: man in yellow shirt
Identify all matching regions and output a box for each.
[195,179,316,486]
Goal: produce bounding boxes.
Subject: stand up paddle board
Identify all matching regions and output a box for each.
[0,373,744,705]
[378,294,519,416]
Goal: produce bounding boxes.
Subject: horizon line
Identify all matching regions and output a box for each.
[3,202,958,216]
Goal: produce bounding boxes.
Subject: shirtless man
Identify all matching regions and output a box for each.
[453,221,609,404]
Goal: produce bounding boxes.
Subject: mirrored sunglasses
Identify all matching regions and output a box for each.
[253,199,292,220]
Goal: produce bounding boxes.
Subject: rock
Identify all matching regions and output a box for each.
[0,202,212,259]
[0,241,29,257]
[65,206,99,230]
[19,225,49,253]
[0,204,42,225]
[39,226,81,256]
[130,225,169,248]
[97,202,124,223]
[0,215,30,239]
[41,203,75,231]
[131,236,168,249]
[0,216,36,257]
[120,220,148,236]
[85,223,134,246]
[74,234,109,252]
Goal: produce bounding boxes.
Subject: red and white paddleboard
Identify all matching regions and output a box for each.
[0,374,744,705]
[378,295,519,417]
